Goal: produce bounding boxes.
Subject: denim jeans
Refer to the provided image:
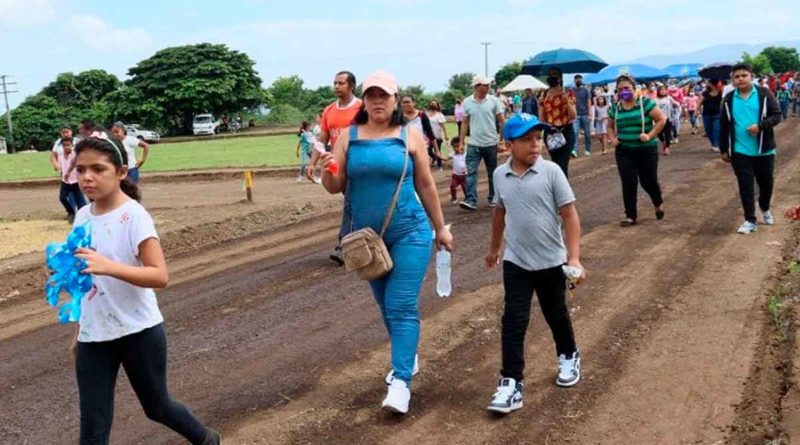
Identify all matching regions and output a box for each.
[702,115,720,148]
[127,167,140,184]
[369,225,432,385]
[59,182,87,216]
[572,115,592,154]
[465,144,498,207]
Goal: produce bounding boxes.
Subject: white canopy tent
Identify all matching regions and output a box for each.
[500,74,547,92]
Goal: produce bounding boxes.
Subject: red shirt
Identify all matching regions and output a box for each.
[321,97,362,147]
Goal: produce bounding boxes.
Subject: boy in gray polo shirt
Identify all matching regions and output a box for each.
[485,113,586,415]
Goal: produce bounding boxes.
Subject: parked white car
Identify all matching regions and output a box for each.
[125,124,160,143]
[193,114,219,136]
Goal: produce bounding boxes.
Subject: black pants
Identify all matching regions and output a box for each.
[60,182,86,216]
[501,262,577,382]
[731,153,775,223]
[547,124,576,178]
[428,139,443,168]
[76,324,210,445]
[658,119,672,148]
[615,148,663,220]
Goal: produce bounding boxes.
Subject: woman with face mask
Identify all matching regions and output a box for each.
[683,88,700,134]
[699,79,723,152]
[607,74,668,227]
[539,67,578,177]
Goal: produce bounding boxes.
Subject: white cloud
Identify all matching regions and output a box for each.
[0,0,58,26]
[67,15,153,52]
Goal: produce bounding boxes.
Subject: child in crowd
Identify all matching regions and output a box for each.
[296,121,315,183]
[57,137,87,223]
[449,137,467,204]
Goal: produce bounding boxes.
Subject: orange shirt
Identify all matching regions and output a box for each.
[541,91,575,127]
[321,97,362,147]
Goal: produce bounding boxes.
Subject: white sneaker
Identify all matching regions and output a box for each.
[385,354,419,385]
[762,210,775,225]
[381,378,410,414]
[737,221,758,234]
[296,176,303,182]
[556,350,581,387]
[487,378,524,414]
[313,177,322,184]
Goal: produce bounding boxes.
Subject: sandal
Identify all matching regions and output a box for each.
[620,218,637,227]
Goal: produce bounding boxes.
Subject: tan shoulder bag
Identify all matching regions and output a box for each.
[340,127,410,281]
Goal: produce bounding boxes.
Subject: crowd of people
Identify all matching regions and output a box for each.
[44,61,800,443]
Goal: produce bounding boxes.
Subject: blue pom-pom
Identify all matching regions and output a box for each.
[44,223,93,324]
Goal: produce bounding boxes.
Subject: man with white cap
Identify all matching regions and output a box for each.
[458,74,506,211]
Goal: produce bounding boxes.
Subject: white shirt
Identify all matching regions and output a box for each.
[426,112,446,140]
[74,200,164,342]
[452,153,467,176]
[121,136,140,168]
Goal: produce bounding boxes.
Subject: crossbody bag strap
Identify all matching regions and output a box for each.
[379,126,410,238]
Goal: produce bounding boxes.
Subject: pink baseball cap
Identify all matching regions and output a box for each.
[362,70,398,96]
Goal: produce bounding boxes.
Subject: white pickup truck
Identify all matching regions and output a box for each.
[125,124,161,143]
[193,114,220,136]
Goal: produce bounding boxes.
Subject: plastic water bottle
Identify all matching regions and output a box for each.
[436,249,452,298]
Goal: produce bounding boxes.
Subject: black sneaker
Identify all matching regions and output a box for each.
[202,429,221,445]
[329,246,344,266]
[487,378,524,414]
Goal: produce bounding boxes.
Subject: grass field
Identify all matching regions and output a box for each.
[0,124,458,182]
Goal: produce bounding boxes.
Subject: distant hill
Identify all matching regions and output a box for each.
[623,40,800,68]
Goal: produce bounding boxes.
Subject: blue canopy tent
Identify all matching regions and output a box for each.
[583,64,670,85]
[663,63,702,79]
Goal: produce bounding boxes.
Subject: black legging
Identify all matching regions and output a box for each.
[428,139,443,168]
[658,119,673,148]
[615,147,663,220]
[76,324,212,445]
[546,124,576,178]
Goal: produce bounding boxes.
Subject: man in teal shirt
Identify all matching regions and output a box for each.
[720,63,783,234]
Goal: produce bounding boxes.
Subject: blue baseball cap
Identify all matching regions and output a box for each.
[503,113,549,141]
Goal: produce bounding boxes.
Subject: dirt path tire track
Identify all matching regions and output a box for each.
[1,123,799,444]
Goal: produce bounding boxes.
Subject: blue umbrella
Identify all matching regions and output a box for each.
[663,63,702,79]
[521,48,608,76]
[583,64,670,85]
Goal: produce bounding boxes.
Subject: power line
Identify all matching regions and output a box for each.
[0,75,18,153]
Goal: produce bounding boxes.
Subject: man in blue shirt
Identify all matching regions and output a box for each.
[571,74,593,157]
[719,63,783,234]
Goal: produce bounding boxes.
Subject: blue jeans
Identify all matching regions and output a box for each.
[572,115,592,154]
[369,226,432,384]
[465,144,497,206]
[127,167,140,184]
[702,115,720,148]
[780,102,789,120]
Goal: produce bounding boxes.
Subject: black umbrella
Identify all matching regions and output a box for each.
[699,62,734,80]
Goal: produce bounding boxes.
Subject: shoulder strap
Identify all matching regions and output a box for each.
[379,127,410,238]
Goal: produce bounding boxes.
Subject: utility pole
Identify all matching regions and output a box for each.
[0,75,18,153]
[481,42,491,78]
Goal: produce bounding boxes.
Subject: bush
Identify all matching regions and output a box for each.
[263,104,305,127]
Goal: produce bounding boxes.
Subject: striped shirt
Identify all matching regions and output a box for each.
[609,97,658,150]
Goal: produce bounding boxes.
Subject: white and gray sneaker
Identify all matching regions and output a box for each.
[487,378,524,414]
[381,378,410,414]
[737,221,758,234]
[385,354,419,385]
[762,210,775,225]
[556,350,581,387]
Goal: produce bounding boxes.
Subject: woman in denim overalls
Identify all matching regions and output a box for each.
[321,71,453,414]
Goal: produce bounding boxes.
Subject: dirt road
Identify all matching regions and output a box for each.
[2,122,800,444]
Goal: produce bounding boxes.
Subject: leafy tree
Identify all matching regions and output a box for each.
[264,104,305,127]
[448,72,475,96]
[400,84,426,100]
[439,89,464,115]
[125,43,264,133]
[41,70,121,108]
[742,52,773,76]
[304,86,336,115]
[267,75,308,108]
[760,46,800,73]
[5,95,63,151]
[494,61,523,90]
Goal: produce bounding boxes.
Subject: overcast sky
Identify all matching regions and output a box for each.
[1,0,797,109]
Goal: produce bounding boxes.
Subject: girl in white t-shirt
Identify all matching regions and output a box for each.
[110,123,150,185]
[592,96,610,155]
[70,137,220,445]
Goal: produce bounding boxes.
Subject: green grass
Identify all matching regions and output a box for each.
[0,123,459,182]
